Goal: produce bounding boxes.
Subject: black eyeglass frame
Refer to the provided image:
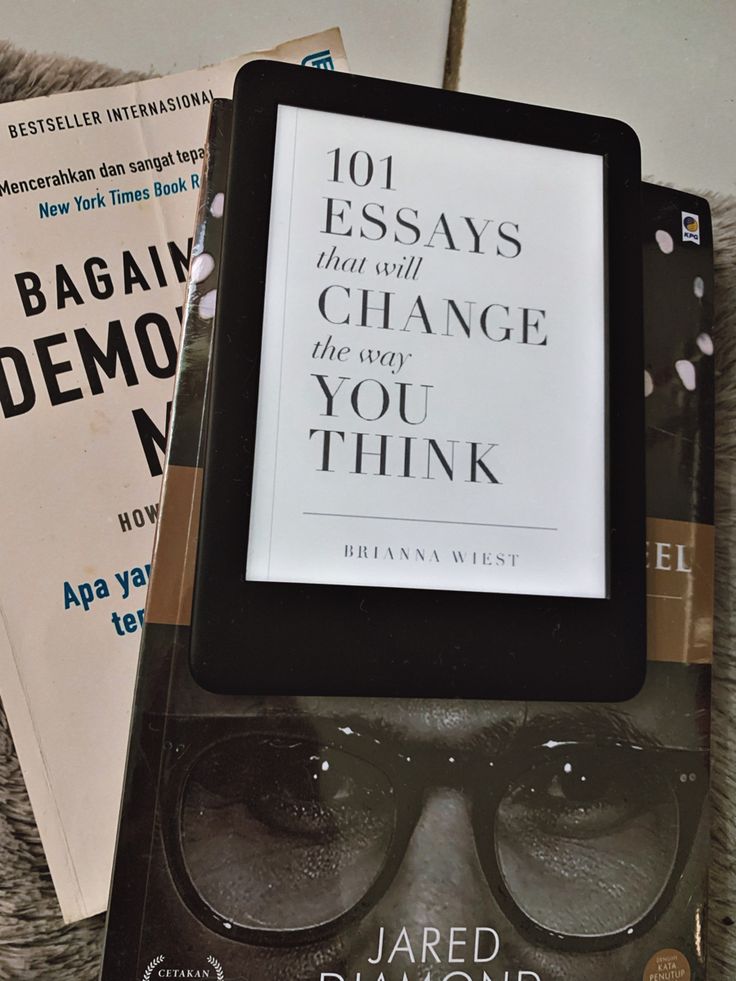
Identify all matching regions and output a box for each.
[159,715,708,954]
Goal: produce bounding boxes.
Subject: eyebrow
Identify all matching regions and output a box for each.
[282,705,662,754]
[499,706,664,752]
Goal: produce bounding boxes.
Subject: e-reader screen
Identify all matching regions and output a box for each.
[246,105,606,599]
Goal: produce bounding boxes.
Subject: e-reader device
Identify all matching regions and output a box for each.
[189,61,645,700]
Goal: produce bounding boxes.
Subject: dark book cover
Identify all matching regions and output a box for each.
[99,99,714,979]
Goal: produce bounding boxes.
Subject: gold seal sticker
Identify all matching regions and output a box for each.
[643,948,691,981]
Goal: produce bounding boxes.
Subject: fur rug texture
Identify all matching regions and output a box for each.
[0,40,733,981]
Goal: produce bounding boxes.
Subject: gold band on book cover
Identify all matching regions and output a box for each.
[145,465,203,626]
[147,499,713,664]
[646,517,713,664]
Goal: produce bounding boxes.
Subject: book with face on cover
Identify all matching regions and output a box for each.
[100,86,713,980]
[0,28,348,924]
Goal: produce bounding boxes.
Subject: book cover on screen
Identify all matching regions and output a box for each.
[0,29,348,924]
[99,95,714,981]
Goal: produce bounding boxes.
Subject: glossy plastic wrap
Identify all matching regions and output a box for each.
[100,102,713,981]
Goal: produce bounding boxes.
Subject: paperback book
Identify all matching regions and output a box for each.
[0,28,348,923]
[100,95,714,981]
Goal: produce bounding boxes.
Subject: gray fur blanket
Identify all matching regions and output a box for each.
[0,40,733,981]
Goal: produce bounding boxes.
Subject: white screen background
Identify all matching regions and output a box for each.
[246,105,606,599]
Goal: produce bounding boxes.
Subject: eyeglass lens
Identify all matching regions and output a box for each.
[494,749,679,936]
[180,735,396,930]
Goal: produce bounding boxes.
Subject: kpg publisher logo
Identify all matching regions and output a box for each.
[142,954,224,980]
[301,48,336,70]
[682,211,701,244]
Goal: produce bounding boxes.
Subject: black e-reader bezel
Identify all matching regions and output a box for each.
[189,60,645,701]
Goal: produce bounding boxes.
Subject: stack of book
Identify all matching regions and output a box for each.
[0,26,714,981]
